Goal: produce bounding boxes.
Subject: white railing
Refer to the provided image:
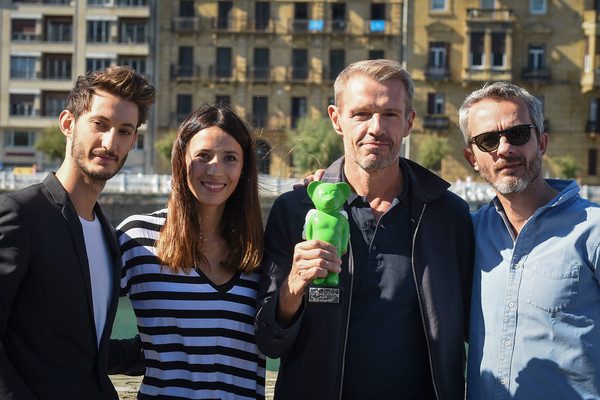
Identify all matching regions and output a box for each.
[0,171,299,197]
[3,171,600,205]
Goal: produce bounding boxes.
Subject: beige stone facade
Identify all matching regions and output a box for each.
[407,0,600,185]
[0,0,153,172]
[156,0,403,175]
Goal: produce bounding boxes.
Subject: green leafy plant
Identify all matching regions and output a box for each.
[549,155,579,179]
[35,126,66,163]
[287,116,343,175]
[155,130,177,165]
[417,134,450,171]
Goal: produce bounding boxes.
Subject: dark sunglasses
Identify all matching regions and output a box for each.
[468,124,535,152]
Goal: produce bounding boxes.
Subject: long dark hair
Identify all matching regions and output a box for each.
[156,104,263,273]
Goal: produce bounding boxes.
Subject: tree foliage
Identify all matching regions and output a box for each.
[549,155,579,179]
[155,130,177,165]
[35,126,66,163]
[287,116,343,175]
[417,134,450,171]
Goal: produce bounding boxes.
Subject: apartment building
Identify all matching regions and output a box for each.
[408,0,600,184]
[158,0,403,176]
[0,0,155,172]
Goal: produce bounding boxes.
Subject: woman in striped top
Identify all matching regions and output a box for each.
[117,104,265,399]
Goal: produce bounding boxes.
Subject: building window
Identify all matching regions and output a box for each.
[255,139,271,174]
[292,49,308,80]
[11,19,37,41]
[293,2,309,31]
[4,131,35,148]
[87,20,111,43]
[480,0,494,8]
[291,97,307,128]
[46,18,72,42]
[119,19,147,43]
[86,58,112,72]
[528,45,545,69]
[470,32,485,68]
[427,93,445,115]
[331,3,346,32]
[591,98,600,122]
[255,1,270,30]
[10,94,36,116]
[217,1,232,29]
[590,149,598,176]
[491,32,506,68]
[370,3,386,32]
[120,57,146,74]
[43,92,68,117]
[180,0,194,16]
[530,0,546,14]
[369,50,385,60]
[215,95,231,108]
[10,56,36,79]
[253,48,270,80]
[429,42,448,68]
[176,94,192,123]
[329,49,345,81]
[216,47,232,78]
[252,96,268,128]
[431,0,447,12]
[176,46,193,77]
[43,55,71,80]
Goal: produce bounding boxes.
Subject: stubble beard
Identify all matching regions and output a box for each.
[71,129,127,182]
[349,142,402,172]
[481,148,543,195]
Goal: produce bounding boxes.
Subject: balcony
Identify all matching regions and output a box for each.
[211,16,245,32]
[10,105,38,117]
[246,18,276,33]
[247,66,274,82]
[11,32,42,41]
[425,66,450,80]
[172,17,200,33]
[208,65,239,81]
[522,67,551,81]
[364,19,398,35]
[248,113,287,130]
[41,71,71,80]
[13,0,71,3]
[170,64,201,79]
[466,8,514,22]
[286,66,317,82]
[463,67,512,82]
[115,0,148,6]
[423,115,450,130]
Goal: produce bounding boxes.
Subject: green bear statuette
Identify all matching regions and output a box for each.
[305,181,351,286]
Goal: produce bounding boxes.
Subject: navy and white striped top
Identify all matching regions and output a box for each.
[117,209,265,400]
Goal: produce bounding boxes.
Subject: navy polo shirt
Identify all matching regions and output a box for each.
[341,169,435,399]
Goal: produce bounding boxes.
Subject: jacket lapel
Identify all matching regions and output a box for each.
[42,173,99,348]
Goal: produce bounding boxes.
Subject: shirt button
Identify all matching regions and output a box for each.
[513,263,520,269]
[507,301,515,308]
[504,339,512,347]
[500,378,508,386]
[372,245,377,251]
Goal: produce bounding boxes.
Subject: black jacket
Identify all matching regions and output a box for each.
[0,173,143,400]
[255,157,474,399]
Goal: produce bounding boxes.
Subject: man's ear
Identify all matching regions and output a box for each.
[463,146,479,171]
[538,131,549,155]
[405,110,416,137]
[58,110,75,138]
[328,105,343,137]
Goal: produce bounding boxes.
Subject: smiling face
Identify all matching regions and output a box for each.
[463,98,548,195]
[185,126,244,213]
[60,90,138,182]
[328,74,415,172]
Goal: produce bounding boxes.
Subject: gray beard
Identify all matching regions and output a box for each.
[487,149,543,195]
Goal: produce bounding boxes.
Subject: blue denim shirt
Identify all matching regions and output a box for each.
[467,179,600,399]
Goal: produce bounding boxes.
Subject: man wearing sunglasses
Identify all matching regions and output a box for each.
[460,81,600,399]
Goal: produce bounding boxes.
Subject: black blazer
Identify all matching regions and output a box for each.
[0,173,142,400]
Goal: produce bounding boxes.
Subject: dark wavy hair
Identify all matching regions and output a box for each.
[156,104,263,273]
[65,65,156,127]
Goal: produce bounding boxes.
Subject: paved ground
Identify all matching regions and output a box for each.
[110,371,277,399]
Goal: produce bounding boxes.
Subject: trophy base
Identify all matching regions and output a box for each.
[307,286,341,304]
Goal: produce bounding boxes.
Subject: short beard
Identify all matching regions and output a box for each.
[485,148,543,195]
[350,142,402,172]
[71,130,127,182]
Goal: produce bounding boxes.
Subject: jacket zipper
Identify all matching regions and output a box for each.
[411,203,440,400]
[338,245,354,400]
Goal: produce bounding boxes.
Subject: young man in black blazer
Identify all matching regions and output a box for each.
[0,66,156,400]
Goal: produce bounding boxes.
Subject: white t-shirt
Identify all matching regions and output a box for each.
[79,213,113,347]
